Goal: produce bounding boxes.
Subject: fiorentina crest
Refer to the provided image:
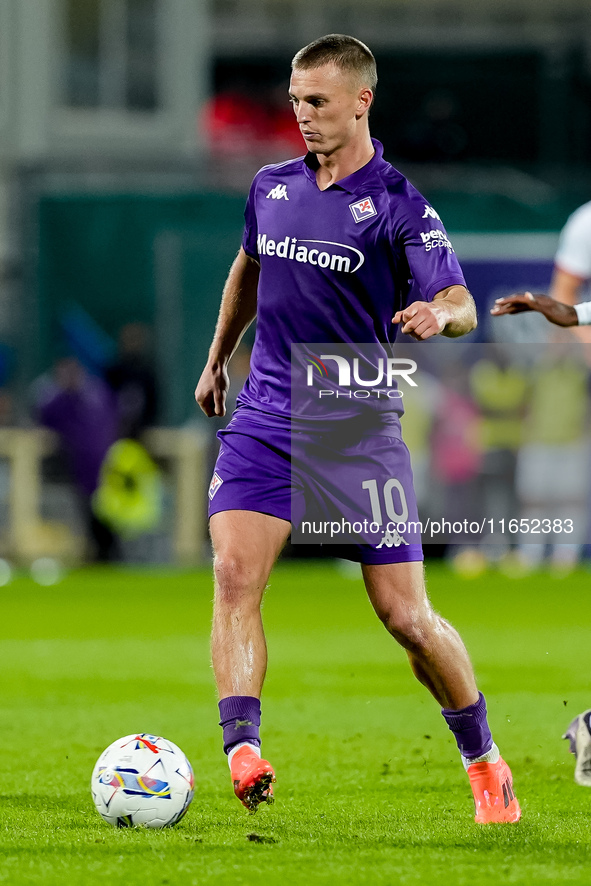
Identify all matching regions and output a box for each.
[350,196,377,223]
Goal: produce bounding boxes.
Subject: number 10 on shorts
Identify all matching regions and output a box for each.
[362,478,409,526]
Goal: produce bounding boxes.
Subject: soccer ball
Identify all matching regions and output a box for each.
[91,733,194,828]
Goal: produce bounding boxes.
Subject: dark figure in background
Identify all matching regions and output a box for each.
[105,323,158,439]
[36,357,120,562]
[398,89,467,163]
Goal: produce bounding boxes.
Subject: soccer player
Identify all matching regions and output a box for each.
[195,34,520,823]
[491,226,591,786]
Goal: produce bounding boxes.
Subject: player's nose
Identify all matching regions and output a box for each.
[296,103,311,123]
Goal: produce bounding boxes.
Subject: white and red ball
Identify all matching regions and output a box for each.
[91,733,194,828]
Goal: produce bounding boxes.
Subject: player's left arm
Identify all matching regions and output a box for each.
[392,285,477,340]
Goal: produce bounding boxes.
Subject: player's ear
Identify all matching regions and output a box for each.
[356,88,373,118]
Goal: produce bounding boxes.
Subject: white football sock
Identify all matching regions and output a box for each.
[462,741,500,771]
[227,741,261,769]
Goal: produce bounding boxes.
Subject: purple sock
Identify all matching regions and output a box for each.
[218,695,261,755]
[441,692,493,759]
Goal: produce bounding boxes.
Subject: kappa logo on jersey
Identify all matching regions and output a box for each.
[349,196,377,223]
[208,472,223,500]
[257,233,364,273]
[422,205,441,221]
[266,184,289,200]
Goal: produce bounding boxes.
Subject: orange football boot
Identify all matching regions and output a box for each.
[230,745,276,812]
[467,757,521,823]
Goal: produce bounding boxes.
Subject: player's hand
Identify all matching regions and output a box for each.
[195,362,230,417]
[490,292,578,327]
[490,291,538,315]
[392,301,449,340]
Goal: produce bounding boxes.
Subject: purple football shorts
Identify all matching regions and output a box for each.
[208,407,423,565]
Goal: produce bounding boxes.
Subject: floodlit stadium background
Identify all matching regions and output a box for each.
[1,0,591,567]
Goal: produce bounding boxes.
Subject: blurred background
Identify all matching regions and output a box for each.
[1,0,591,573]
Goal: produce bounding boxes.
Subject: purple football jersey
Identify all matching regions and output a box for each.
[238,138,466,418]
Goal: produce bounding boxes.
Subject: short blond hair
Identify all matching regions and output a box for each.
[291,34,377,92]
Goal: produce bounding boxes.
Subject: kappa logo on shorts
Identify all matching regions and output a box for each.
[376,526,409,548]
[208,471,223,500]
[349,196,377,223]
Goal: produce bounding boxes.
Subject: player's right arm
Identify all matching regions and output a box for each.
[545,203,591,340]
[548,266,591,342]
[550,266,584,307]
[195,247,260,417]
[490,291,578,326]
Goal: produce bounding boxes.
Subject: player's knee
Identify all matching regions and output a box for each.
[213,553,262,605]
[379,602,434,653]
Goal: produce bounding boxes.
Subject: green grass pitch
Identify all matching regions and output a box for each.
[0,560,590,884]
